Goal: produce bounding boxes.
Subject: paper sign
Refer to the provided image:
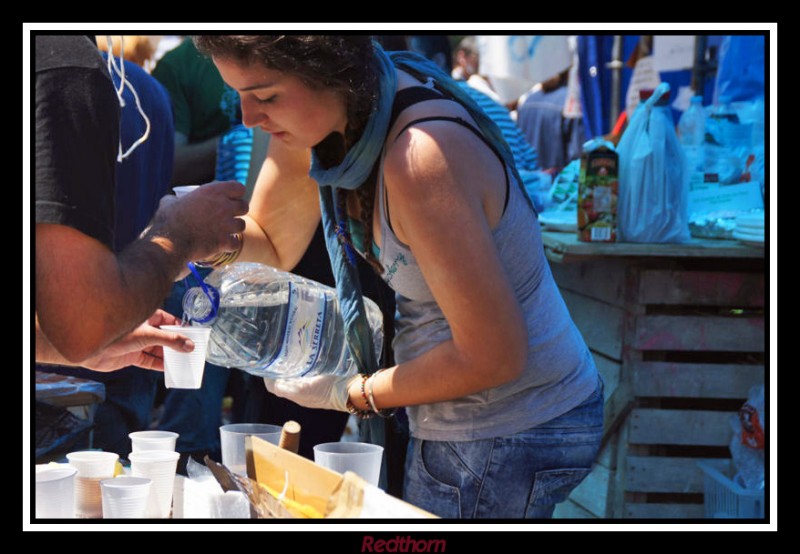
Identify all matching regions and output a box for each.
[688,181,764,217]
[653,36,696,72]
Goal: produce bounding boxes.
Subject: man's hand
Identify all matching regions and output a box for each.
[80,310,195,372]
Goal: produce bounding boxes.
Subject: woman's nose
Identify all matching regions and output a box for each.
[240,98,267,129]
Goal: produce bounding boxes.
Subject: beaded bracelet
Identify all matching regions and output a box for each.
[346,373,374,419]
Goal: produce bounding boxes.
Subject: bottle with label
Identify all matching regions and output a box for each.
[182,262,383,380]
[677,95,706,174]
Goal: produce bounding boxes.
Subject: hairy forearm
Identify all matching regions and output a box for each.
[172,137,219,186]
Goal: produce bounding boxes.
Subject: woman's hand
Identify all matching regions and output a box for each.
[80,310,195,372]
[263,372,360,412]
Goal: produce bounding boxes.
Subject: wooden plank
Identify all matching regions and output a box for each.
[541,231,765,261]
[568,462,612,518]
[553,499,596,519]
[604,381,632,442]
[637,270,765,307]
[550,260,628,307]
[632,362,765,399]
[625,456,713,494]
[633,315,765,352]
[609,419,630,518]
[629,409,734,446]
[595,354,621,403]
[562,289,624,360]
[624,502,705,519]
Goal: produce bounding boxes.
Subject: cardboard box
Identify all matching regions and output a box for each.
[248,436,436,518]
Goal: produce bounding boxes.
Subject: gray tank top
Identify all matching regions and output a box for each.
[375,120,599,441]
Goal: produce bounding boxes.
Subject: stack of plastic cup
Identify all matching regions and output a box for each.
[313,442,384,487]
[100,477,152,519]
[160,325,211,389]
[129,430,179,453]
[128,450,180,518]
[66,451,119,518]
[35,465,77,518]
[220,423,282,476]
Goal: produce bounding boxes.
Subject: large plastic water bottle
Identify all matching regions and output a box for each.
[182,262,383,380]
[677,95,706,174]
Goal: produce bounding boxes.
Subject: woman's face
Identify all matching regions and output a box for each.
[214,56,348,149]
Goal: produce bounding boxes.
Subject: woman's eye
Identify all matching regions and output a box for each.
[257,95,276,104]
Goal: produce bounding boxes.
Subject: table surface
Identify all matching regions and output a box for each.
[541,230,766,262]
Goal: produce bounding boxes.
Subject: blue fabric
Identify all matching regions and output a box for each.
[714,35,765,103]
[403,378,604,518]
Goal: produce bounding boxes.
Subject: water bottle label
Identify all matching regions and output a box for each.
[280,282,327,376]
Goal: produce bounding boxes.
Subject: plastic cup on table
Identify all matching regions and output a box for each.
[128,450,180,518]
[159,325,211,389]
[66,451,119,518]
[173,185,199,198]
[129,430,179,453]
[35,465,77,518]
[100,477,152,519]
[313,442,384,487]
[219,423,282,476]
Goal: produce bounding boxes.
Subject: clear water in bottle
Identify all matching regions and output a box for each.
[182,262,383,380]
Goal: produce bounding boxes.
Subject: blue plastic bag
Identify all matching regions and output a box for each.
[617,83,690,243]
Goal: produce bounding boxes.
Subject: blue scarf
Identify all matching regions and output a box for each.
[310,43,533,471]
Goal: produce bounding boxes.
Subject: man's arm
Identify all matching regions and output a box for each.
[35,181,248,363]
[36,309,194,371]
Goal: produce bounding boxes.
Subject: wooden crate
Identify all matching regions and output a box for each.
[550,256,765,519]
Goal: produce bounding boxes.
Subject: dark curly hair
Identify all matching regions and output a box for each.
[193,35,379,147]
[193,35,385,274]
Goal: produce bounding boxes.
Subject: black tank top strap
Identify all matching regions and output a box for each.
[392,115,511,215]
[390,86,449,123]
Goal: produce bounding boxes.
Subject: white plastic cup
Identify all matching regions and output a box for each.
[100,477,152,519]
[129,430,179,453]
[35,465,77,518]
[313,442,383,487]
[66,451,119,518]
[128,450,180,519]
[219,423,282,476]
[173,185,200,198]
[160,325,211,389]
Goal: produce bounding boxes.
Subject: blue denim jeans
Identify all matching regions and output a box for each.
[403,377,604,519]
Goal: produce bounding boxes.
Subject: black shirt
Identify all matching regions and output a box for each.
[35,35,120,250]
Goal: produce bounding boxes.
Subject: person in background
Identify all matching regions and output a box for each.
[193,35,603,518]
[151,37,231,186]
[516,69,586,172]
[451,36,502,104]
[35,35,248,371]
[37,42,179,457]
[95,35,157,71]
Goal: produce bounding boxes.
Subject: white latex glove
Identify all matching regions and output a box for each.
[263,373,360,412]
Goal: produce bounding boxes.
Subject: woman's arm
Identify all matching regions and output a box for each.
[238,138,322,271]
[350,121,529,411]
